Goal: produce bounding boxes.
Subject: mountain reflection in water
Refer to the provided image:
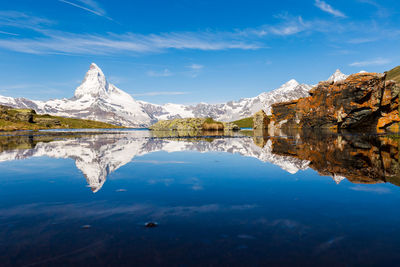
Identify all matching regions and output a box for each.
[0,130,399,192]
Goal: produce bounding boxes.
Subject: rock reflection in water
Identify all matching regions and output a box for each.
[255,130,400,186]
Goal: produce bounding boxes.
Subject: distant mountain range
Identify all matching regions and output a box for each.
[0,63,348,127]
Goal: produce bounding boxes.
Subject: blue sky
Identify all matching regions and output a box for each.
[0,0,399,104]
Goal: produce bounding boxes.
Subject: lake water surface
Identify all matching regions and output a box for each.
[1,129,400,266]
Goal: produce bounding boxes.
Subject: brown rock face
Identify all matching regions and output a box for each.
[270,73,400,132]
[253,110,269,130]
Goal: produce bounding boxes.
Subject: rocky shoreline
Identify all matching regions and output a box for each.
[253,68,400,134]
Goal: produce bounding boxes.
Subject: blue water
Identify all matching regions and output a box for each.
[0,130,399,266]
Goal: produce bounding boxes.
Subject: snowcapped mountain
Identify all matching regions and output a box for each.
[0,63,342,127]
[140,79,312,122]
[327,69,348,83]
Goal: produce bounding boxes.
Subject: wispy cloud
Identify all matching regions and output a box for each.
[132,91,188,96]
[146,69,173,77]
[348,37,379,44]
[242,15,311,37]
[0,30,262,55]
[0,30,19,36]
[357,0,391,18]
[0,11,52,31]
[188,64,204,70]
[58,0,112,20]
[269,16,310,35]
[349,57,390,67]
[186,64,204,77]
[315,0,347,18]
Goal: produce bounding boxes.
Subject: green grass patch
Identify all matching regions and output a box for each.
[387,65,400,84]
[0,106,123,131]
[232,117,253,128]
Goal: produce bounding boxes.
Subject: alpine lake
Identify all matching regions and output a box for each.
[1,128,400,266]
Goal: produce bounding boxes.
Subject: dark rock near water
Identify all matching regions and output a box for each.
[145,222,158,228]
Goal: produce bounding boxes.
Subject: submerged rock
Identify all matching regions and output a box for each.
[145,222,158,228]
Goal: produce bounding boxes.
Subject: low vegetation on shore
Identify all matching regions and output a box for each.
[232,117,254,128]
[149,117,240,132]
[0,105,122,131]
[387,65,400,84]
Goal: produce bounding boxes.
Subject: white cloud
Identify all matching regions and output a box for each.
[349,57,390,67]
[188,64,204,70]
[146,69,173,77]
[315,0,346,18]
[132,91,188,96]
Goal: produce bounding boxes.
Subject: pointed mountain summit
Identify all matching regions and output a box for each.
[283,79,300,87]
[273,79,300,93]
[327,69,348,83]
[74,63,108,98]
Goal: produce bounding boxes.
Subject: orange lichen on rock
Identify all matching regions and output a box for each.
[270,72,400,132]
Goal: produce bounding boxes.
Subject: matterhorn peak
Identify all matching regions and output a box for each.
[74,63,108,98]
[327,69,348,83]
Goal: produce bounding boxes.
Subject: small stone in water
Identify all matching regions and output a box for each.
[116,189,127,192]
[145,222,158,228]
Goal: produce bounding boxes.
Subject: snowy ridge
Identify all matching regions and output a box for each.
[0,133,310,192]
[327,69,349,83]
[0,63,314,127]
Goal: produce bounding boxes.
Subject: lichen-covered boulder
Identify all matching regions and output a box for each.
[270,72,400,132]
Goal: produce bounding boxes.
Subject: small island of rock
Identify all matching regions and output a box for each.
[149,118,240,136]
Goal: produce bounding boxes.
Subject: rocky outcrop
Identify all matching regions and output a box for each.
[149,118,240,136]
[270,72,400,132]
[253,110,269,130]
[0,105,36,123]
